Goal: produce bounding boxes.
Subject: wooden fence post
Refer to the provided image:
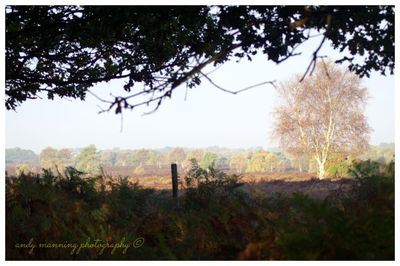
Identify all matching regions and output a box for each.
[171,163,178,198]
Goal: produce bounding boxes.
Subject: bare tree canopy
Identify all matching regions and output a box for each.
[273,60,371,179]
[6,6,394,113]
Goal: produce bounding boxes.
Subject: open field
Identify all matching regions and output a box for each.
[5,164,358,200]
[115,172,355,200]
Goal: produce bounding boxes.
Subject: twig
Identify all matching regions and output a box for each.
[299,35,327,82]
[142,96,165,115]
[200,71,276,94]
[319,56,331,79]
[276,42,303,64]
[87,89,112,104]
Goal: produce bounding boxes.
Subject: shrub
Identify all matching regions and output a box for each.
[184,158,241,189]
[15,163,32,176]
[326,162,349,177]
[348,159,391,178]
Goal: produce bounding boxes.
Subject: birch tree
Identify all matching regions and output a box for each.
[273,61,370,179]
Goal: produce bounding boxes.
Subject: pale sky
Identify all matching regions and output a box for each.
[5,35,395,154]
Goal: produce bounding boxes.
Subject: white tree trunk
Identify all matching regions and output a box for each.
[317,160,325,179]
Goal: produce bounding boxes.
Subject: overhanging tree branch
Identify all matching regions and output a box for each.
[5,6,394,113]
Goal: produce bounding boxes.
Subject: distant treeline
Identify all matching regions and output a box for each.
[5,147,39,165]
[6,143,394,177]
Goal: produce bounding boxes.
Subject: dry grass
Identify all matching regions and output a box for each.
[109,172,355,199]
[6,163,354,198]
[128,176,172,189]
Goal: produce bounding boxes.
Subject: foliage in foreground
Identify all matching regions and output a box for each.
[6,161,394,260]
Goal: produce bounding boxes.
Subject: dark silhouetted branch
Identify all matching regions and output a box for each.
[299,35,327,82]
[200,71,276,94]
